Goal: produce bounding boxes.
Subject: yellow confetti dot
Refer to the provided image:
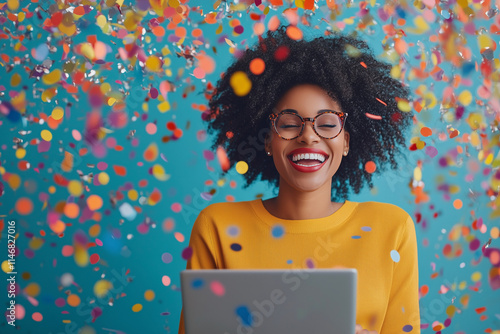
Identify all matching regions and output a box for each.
[413,167,422,182]
[94,279,113,298]
[41,129,53,141]
[446,305,456,317]
[108,97,116,106]
[68,180,83,196]
[25,282,41,297]
[144,290,155,301]
[2,260,14,273]
[7,0,19,11]
[42,69,62,85]
[52,106,64,120]
[458,90,472,106]
[128,189,138,201]
[397,100,411,112]
[96,15,107,28]
[80,43,95,60]
[471,271,481,282]
[74,245,89,267]
[11,73,21,87]
[230,71,252,96]
[29,237,44,250]
[152,164,170,181]
[235,161,248,174]
[89,224,101,237]
[15,147,26,159]
[132,303,143,312]
[146,56,162,72]
[98,172,109,185]
[158,100,171,113]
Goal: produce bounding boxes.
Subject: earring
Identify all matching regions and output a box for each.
[343,151,348,156]
[267,151,271,155]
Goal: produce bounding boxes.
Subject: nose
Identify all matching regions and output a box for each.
[298,119,320,143]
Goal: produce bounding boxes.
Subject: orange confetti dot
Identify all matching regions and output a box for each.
[49,220,66,234]
[64,202,80,218]
[286,25,303,40]
[175,27,186,38]
[364,161,376,173]
[67,294,81,307]
[360,62,367,68]
[174,232,185,242]
[453,199,463,209]
[173,128,183,138]
[87,195,103,211]
[475,306,486,314]
[113,165,127,176]
[16,197,33,215]
[250,58,265,75]
[192,28,202,37]
[152,26,165,37]
[420,127,432,137]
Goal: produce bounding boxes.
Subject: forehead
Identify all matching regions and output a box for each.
[274,84,341,112]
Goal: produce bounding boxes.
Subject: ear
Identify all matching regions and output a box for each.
[344,130,350,151]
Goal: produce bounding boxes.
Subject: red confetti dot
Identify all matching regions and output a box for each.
[274,46,290,62]
[90,253,100,265]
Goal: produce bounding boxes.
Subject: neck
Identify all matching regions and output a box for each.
[266,179,340,220]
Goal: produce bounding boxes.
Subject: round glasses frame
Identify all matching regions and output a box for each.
[268,110,348,140]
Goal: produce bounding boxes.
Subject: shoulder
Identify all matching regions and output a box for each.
[354,200,411,219]
[352,200,413,231]
[199,199,255,221]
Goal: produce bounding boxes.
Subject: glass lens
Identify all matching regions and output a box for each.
[275,113,342,139]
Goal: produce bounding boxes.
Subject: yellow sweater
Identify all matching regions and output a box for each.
[178,199,420,333]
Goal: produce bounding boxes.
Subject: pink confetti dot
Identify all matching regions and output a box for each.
[105,137,117,148]
[210,281,225,296]
[193,67,205,79]
[55,298,66,307]
[95,238,103,246]
[32,312,43,322]
[171,202,182,213]
[146,122,157,135]
[162,275,171,286]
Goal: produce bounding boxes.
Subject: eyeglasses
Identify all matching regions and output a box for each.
[269,109,348,140]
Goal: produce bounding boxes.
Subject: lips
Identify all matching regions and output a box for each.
[287,148,330,173]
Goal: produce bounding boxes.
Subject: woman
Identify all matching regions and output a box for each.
[178,25,420,334]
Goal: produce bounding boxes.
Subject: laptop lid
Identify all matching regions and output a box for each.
[180,268,357,334]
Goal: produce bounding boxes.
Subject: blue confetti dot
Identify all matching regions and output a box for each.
[391,250,400,263]
[191,278,204,289]
[361,226,372,232]
[230,243,242,251]
[402,324,413,332]
[351,235,361,239]
[235,305,252,326]
[271,225,284,238]
[227,225,240,237]
[287,259,293,264]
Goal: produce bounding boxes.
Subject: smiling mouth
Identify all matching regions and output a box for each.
[287,155,329,167]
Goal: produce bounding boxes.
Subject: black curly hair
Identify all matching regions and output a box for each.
[203,25,413,201]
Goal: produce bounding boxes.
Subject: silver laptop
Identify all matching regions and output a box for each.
[180,269,357,334]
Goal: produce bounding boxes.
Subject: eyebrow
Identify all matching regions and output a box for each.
[279,108,337,114]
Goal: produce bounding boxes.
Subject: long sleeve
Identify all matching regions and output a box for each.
[178,212,218,334]
[379,215,421,333]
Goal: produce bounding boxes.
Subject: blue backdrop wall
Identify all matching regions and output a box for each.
[0,0,499,333]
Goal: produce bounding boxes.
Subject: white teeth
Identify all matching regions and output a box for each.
[295,162,322,167]
[291,153,326,162]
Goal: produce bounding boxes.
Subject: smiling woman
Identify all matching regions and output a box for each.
[179,25,420,334]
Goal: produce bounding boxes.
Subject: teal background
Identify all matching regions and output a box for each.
[0,0,499,333]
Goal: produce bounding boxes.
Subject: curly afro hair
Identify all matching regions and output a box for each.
[204,25,413,201]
